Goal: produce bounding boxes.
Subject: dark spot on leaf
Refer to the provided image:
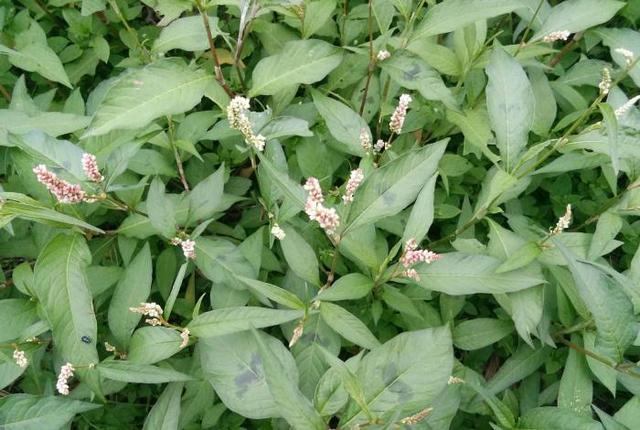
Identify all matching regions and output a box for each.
[81,335,92,344]
[234,353,262,398]
[403,64,421,81]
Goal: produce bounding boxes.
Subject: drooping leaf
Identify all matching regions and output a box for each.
[485,46,535,172]
[0,395,101,429]
[416,252,545,295]
[344,140,447,235]
[142,382,184,430]
[531,0,624,42]
[97,361,194,383]
[187,307,303,338]
[339,326,453,427]
[84,59,209,137]
[33,234,101,395]
[249,39,342,96]
[320,302,380,350]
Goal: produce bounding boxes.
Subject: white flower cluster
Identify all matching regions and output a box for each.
[227,96,266,151]
[598,68,611,95]
[550,204,572,235]
[303,178,340,236]
[129,302,164,326]
[13,349,28,368]
[399,238,440,281]
[271,223,286,240]
[615,48,635,67]
[615,95,640,119]
[342,169,364,203]
[56,362,75,395]
[389,94,412,134]
[543,30,570,43]
[376,50,391,61]
[171,237,197,260]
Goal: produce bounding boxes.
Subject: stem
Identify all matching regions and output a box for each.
[548,33,582,67]
[555,337,640,379]
[167,116,190,191]
[0,83,11,102]
[359,0,374,116]
[195,0,234,97]
[108,0,152,63]
[375,77,391,139]
[514,0,544,55]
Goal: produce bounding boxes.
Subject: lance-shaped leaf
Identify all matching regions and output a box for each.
[555,240,635,362]
[249,39,342,96]
[320,302,380,350]
[0,395,101,429]
[416,252,545,295]
[252,328,325,429]
[412,0,526,40]
[199,330,298,419]
[108,243,153,349]
[33,234,101,395]
[531,0,624,42]
[344,140,447,235]
[485,46,534,172]
[97,361,194,383]
[84,59,209,137]
[187,307,303,337]
[339,326,453,427]
[142,382,184,430]
[152,16,222,53]
[519,407,604,429]
[311,89,367,156]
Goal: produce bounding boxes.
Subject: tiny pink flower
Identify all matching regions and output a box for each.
[180,239,196,260]
[81,153,103,183]
[33,165,85,204]
[399,238,440,281]
[56,362,75,395]
[389,94,412,134]
[303,177,324,203]
[342,169,364,203]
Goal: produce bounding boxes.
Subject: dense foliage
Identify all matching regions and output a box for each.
[1,0,640,428]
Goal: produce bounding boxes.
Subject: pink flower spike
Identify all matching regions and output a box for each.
[303,177,324,203]
[342,168,364,203]
[389,94,412,134]
[33,165,85,204]
[81,153,103,183]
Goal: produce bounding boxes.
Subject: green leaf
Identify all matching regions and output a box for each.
[256,152,307,212]
[0,299,39,343]
[280,225,320,286]
[453,318,513,350]
[531,0,624,42]
[340,326,453,427]
[251,328,325,429]
[558,340,593,415]
[147,178,177,238]
[33,234,101,395]
[187,164,225,223]
[485,46,534,172]
[152,16,221,53]
[320,302,380,350]
[0,110,90,137]
[595,28,640,87]
[316,273,374,302]
[84,59,209,137]
[108,243,153,349]
[128,326,183,365]
[380,285,422,319]
[555,241,635,362]
[303,0,337,38]
[142,382,184,430]
[587,211,622,261]
[519,407,604,430]
[0,395,101,429]
[249,39,342,96]
[235,276,306,310]
[495,242,542,273]
[0,20,71,88]
[97,361,194,383]
[311,89,367,156]
[416,252,545,294]
[599,103,620,176]
[344,140,447,235]
[199,330,296,419]
[402,173,438,244]
[380,54,457,109]
[486,344,547,395]
[413,0,526,40]
[187,307,304,338]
